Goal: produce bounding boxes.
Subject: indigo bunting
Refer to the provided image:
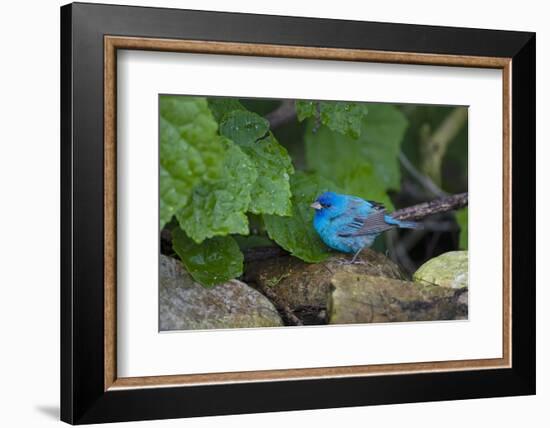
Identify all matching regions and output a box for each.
[311,191,420,262]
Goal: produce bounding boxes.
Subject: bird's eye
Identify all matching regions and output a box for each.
[322,203,331,208]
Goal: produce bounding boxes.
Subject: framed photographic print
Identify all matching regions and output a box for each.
[60,2,535,424]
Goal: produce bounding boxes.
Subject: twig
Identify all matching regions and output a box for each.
[312,101,322,133]
[399,151,447,197]
[265,100,296,128]
[392,193,468,221]
[400,180,431,200]
[256,283,304,326]
[419,107,468,185]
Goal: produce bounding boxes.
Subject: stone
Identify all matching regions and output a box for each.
[413,251,468,289]
[160,255,283,331]
[244,249,405,323]
[329,272,468,324]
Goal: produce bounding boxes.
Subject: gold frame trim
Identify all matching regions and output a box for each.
[104,36,512,391]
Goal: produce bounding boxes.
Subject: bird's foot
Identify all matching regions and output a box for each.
[334,258,350,266]
[333,248,370,266]
[349,249,364,264]
[350,253,376,267]
[336,255,367,266]
[347,259,372,266]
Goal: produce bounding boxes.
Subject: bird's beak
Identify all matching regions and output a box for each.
[310,201,322,210]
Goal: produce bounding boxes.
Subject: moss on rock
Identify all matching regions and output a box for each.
[413,251,468,289]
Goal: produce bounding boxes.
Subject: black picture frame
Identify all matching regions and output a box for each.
[61,2,535,424]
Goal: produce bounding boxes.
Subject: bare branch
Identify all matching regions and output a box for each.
[255,282,304,326]
[399,151,447,198]
[265,100,296,128]
[419,107,468,185]
[392,192,468,221]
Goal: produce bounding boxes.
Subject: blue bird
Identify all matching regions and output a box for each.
[311,191,420,263]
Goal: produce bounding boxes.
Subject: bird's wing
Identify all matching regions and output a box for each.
[365,199,386,210]
[347,197,386,214]
[337,209,395,237]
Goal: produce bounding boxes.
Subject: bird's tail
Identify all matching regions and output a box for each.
[396,220,422,229]
[385,215,422,229]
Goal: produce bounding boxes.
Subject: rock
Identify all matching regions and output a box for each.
[329,272,468,324]
[244,249,405,324]
[160,255,283,330]
[413,251,468,289]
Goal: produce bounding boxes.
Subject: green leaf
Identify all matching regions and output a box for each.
[160,96,219,154]
[264,172,339,262]
[295,100,316,121]
[207,98,245,122]
[172,227,243,287]
[233,234,275,251]
[305,103,408,196]
[159,96,225,229]
[219,110,269,142]
[218,110,294,216]
[176,138,258,243]
[296,100,370,139]
[456,208,468,250]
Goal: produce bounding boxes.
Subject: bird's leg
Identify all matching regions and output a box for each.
[349,247,364,264]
